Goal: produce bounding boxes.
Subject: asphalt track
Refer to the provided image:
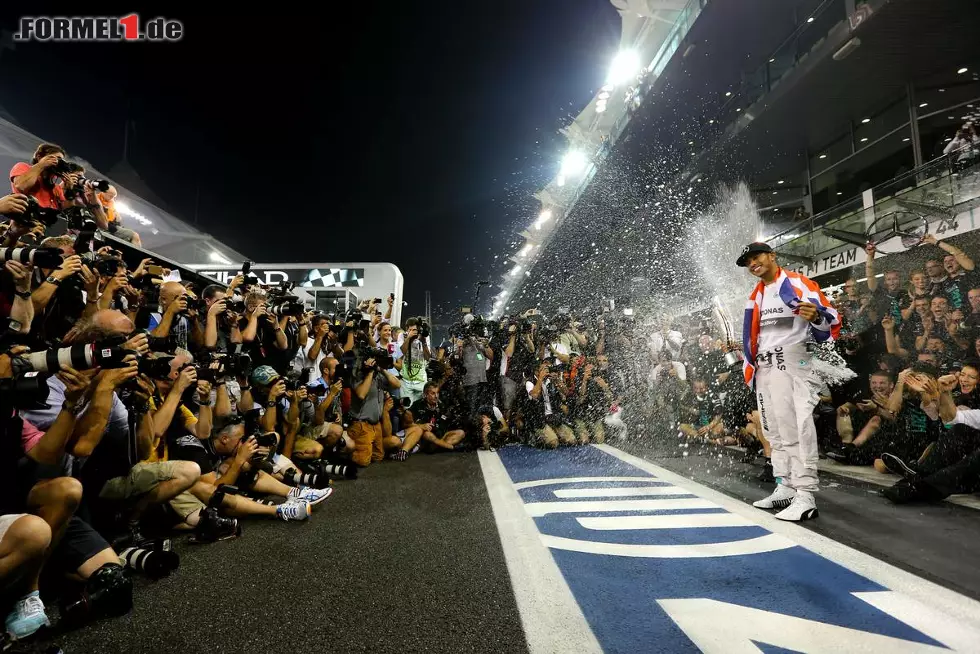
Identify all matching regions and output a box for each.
[46,442,980,653]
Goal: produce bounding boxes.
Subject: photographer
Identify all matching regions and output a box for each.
[201,284,243,352]
[408,382,467,453]
[304,314,340,371]
[28,234,97,345]
[147,281,192,351]
[241,291,289,369]
[526,361,577,448]
[9,143,108,229]
[349,347,402,467]
[398,317,430,405]
[97,185,141,246]
[170,421,328,522]
[9,143,69,210]
[573,356,615,444]
[495,319,534,420]
[458,325,493,423]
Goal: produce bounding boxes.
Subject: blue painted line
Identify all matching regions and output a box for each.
[496,445,946,654]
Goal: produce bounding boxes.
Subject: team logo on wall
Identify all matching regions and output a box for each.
[300,268,365,288]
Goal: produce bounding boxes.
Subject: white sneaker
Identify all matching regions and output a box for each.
[288,486,333,506]
[276,500,312,521]
[752,484,797,509]
[774,491,818,521]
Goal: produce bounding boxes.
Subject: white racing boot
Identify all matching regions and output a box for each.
[774,490,818,521]
[752,483,796,510]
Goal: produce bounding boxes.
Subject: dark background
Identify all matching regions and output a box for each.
[0,3,620,324]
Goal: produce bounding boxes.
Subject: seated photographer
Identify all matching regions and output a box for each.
[407,382,467,453]
[150,360,326,523]
[525,361,578,448]
[245,366,337,487]
[379,395,425,460]
[97,185,141,246]
[349,348,402,467]
[169,421,329,523]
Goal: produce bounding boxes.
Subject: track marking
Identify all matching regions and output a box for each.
[524,497,709,516]
[553,486,686,498]
[513,476,661,490]
[577,513,754,530]
[477,450,602,654]
[542,532,794,558]
[596,444,980,643]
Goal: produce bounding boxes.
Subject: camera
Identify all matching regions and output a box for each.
[239,261,259,290]
[306,383,328,397]
[93,257,122,277]
[358,346,394,371]
[254,433,277,448]
[284,368,311,392]
[269,298,305,318]
[62,205,99,231]
[139,356,175,380]
[147,334,180,354]
[224,298,246,314]
[10,342,135,376]
[7,196,61,227]
[62,175,109,202]
[0,245,64,269]
[0,371,51,409]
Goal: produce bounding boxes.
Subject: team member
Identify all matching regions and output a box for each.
[738,242,839,521]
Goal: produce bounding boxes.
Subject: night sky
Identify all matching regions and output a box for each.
[0,3,620,325]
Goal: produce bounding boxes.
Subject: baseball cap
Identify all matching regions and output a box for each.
[250,365,280,386]
[736,242,774,267]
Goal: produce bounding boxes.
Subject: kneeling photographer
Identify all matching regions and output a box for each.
[349,343,402,467]
[525,361,578,448]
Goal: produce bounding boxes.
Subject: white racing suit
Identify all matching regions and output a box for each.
[754,343,820,492]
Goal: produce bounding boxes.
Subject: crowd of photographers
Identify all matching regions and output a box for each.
[0,142,386,641]
[0,142,637,643]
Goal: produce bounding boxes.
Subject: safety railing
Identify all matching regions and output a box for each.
[768,153,980,265]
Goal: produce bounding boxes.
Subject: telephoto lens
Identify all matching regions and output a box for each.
[12,342,135,375]
[0,246,64,269]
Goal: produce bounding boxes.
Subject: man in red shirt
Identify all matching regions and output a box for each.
[9,143,70,210]
[9,143,108,229]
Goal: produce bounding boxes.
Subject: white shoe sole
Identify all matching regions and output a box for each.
[775,507,819,521]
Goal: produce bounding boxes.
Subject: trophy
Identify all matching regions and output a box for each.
[711,295,743,367]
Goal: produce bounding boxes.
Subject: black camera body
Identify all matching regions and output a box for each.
[8,196,61,227]
[284,367,311,392]
[358,345,394,371]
